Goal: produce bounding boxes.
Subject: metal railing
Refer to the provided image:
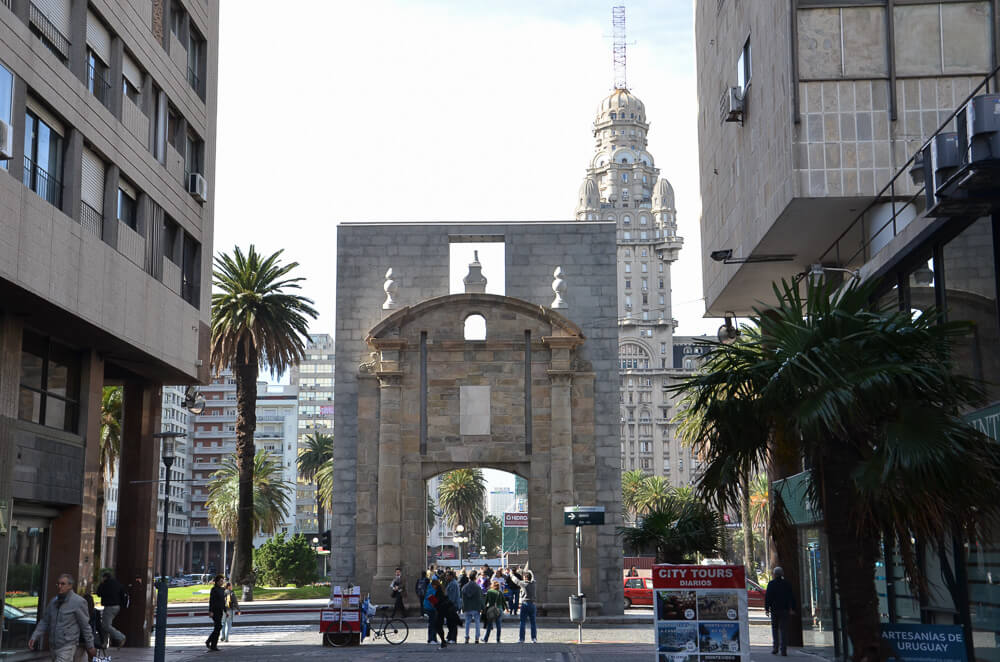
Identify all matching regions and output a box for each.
[1,0,12,11]
[819,64,1000,269]
[23,156,62,207]
[79,201,103,238]
[28,2,70,62]
[88,62,112,110]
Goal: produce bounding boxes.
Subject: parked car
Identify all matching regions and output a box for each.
[2,604,36,650]
[623,576,654,608]
[747,578,765,609]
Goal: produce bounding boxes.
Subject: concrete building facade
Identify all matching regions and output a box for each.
[333,222,623,614]
[0,0,217,652]
[695,1,999,658]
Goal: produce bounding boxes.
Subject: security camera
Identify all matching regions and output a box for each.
[710,249,733,263]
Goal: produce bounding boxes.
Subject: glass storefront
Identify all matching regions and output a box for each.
[1,516,50,657]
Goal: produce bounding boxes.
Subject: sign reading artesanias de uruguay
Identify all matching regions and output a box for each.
[880,624,966,662]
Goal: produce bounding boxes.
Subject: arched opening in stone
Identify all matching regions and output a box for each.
[425,468,528,572]
[464,314,486,341]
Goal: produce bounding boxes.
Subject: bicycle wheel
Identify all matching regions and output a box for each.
[382,619,408,645]
[324,631,352,647]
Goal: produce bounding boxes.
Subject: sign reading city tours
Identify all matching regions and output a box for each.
[504,512,529,527]
[563,505,605,526]
[652,564,749,662]
[880,624,967,662]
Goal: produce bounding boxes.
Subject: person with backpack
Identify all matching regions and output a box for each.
[220,581,239,642]
[95,571,127,648]
[415,570,430,617]
[461,570,483,644]
[481,580,505,643]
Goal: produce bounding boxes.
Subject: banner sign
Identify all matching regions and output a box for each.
[880,624,967,662]
[652,564,749,662]
[504,512,528,527]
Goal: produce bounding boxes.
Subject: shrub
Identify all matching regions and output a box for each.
[253,533,317,588]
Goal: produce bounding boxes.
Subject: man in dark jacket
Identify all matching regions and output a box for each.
[95,571,127,648]
[764,566,796,656]
[205,575,226,651]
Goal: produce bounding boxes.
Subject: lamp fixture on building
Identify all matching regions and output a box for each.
[717,313,740,344]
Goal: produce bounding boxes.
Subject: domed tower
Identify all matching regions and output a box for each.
[575,8,690,488]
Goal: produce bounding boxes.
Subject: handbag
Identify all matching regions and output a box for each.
[484,605,501,623]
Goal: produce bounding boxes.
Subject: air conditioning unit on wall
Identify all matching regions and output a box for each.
[720,86,744,123]
[188,172,208,203]
[0,119,12,160]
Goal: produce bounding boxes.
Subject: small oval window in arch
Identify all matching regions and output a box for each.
[464,314,486,340]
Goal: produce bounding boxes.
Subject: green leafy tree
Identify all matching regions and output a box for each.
[253,533,317,587]
[617,488,724,563]
[206,449,293,576]
[296,433,333,535]
[673,276,1000,660]
[621,469,646,525]
[437,469,486,531]
[480,514,503,556]
[426,492,437,533]
[211,245,317,598]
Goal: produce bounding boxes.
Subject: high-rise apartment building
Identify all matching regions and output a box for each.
[289,333,334,537]
[187,373,299,574]
[695,1,998,657]
[574,76,701,488]
[488,487,514,519]
[0,0,217,649]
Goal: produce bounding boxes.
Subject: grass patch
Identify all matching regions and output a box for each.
[7,596,38,609]
[166,584,330,603]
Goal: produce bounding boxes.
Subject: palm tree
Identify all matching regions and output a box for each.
[621,469,646,525]
[426,492,437,533]
[617,488,724,563]
[437,469,486,532]
[296,433,333,537]
[315,458,333,517]
[206,449,293,577]
[211,245,317,597]
[674,276,1000,660]
[634,475,674,515]
[95,386,122,569]
[749,473,770,574]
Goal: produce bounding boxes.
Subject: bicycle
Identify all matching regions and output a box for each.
[325,605,408,646]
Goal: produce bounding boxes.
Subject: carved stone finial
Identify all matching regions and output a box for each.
[383,268,398,310]
[551,266,568,309]
[463,252,487,294]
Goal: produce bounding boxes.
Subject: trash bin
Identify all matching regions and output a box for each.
[568,594,586,623]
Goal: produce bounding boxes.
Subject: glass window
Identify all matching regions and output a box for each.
[87,50,111,108]
[0,61,12,172]
[17,332,80,432]
[737,36,751,92]
[23,110,64,207]
[117,188,137,229]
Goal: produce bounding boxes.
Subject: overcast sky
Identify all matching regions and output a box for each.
[215,0,714,342]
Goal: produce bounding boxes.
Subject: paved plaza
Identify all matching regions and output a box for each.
[92,622,823,661]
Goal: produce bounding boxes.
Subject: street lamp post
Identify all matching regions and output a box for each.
[453,524,468,569]
[153,432,185,662]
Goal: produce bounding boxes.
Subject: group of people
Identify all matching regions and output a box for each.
[205,574,241,651]
[27,571,127,662]
[401,563,538,647]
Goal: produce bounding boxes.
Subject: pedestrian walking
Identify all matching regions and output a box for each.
[461,570,483,643]
[508,563,538,643]
[220,581,239,642]
[442,571,462,643]
[28,573,97,662]
[415,570,430,616]
[205,574,226,651]
[390,568,407,618]
[424,578,447,647]
[508,566,521,615]
[481,580,505,643]
[95,571,127,649]
[765,567,796,656]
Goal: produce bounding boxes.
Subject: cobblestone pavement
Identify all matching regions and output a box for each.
[98,622,824,661]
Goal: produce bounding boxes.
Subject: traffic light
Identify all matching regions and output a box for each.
[320,531,331,550]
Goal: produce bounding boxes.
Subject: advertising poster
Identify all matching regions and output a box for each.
[652,564,749,662]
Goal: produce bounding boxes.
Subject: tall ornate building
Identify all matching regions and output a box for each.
[575,86,703,492]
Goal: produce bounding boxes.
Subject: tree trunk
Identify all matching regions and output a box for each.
[741,470,758,582]
[768,421,804,647]
[232,344,258,601]
[94,485,105,575]
[817,453,886,662]
[315,479,325,538]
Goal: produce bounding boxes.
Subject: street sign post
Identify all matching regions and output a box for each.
[563,505,605,526]
[564,506,605,643]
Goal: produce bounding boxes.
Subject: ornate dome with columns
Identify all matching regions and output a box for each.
[595,88,647,124]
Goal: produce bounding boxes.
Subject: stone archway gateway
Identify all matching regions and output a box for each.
[332,222,623,614]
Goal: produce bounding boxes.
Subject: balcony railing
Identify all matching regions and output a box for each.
[79,202,103,239]
[820,63,1000,269]
[23,156,62,207]
[28,2,70,62]
[88,62,112,110]
[1,0,12,11]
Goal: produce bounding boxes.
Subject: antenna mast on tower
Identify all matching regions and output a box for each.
[612,6,627,90]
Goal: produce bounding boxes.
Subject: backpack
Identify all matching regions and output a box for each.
[416,576,429,599]
[120,586,130,609]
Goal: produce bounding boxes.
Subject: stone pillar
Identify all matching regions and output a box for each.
[0,315,23,622]
[373,366,403,604]
[76,351,103,594]
[114,382,162,647]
